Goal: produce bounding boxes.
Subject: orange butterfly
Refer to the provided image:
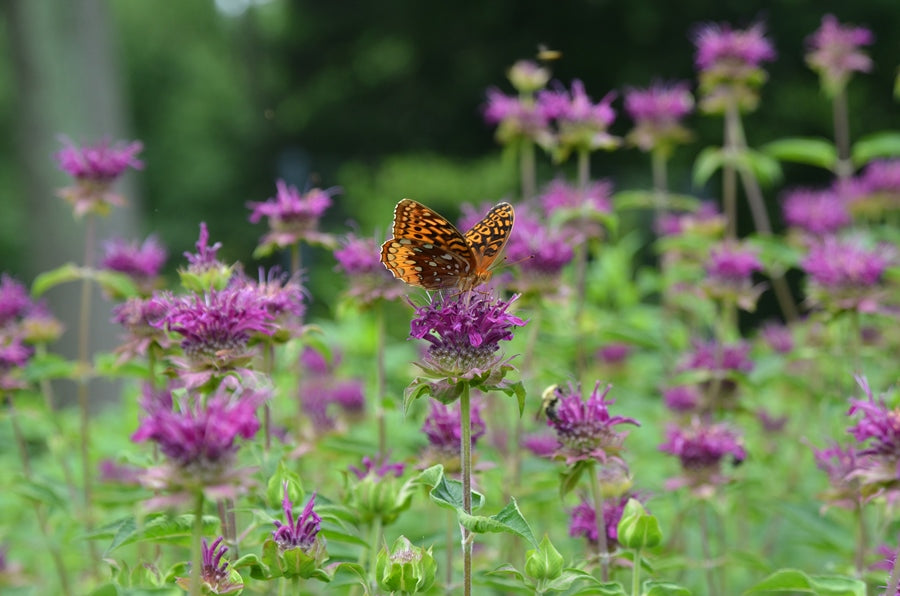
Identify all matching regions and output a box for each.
[380,199,515,291]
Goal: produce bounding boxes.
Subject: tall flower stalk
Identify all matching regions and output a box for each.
[54,137,143,576]
[404,290,526,595]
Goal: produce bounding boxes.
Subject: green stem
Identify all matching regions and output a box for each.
[460,384,473,596]
[650,148,669,220]
[375,302,387,457]
[369,516,383,586]
[290,243,301,277]
[698,502,719,596]
[587,463,610,581]
[725,102,799,322]
[854,500,866,577]
[445,510,455,592]
[520,140,536,201]
[832,87,853,180]
[189,492,205,596]
[77,213,99,575]
[574,148,592,379]
[262,341,274,451]
[630,547,642,596]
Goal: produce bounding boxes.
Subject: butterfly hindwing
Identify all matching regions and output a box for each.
[380,236,471,290]
[463,202,515,265]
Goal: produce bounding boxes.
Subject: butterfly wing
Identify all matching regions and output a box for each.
[463,202,515,272]
[380,199,475,290]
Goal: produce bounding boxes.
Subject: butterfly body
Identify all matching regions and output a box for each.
[380,199,514,291]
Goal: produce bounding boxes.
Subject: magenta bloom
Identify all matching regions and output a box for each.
[802,236,889,313]
[693,22,776,72]
[232,268,305,341]
[483,88,552,147]
[537,80,618,157]
[0,275,34,327]
[759,321,794,354]
[101,236,167,290]
[663,385,701,413]
[111,296,171,363]
[422,400,487,454]
[132,383,267,483]
[806,14,874,94]
[655,201,724,237]
[679,339,753,375]
[503,206,574,291]
[846,377,900,493]
[810,441,866,512]
[660,420,746,492]
[706,242,762,281]
[693,22,776,113]
[54,138,143,217]
[409,292,526,383]
[781,188,851,235]
[272,483,322,552]
[298,346,366,433]
[538,178,613,243]
[247,180,337,251]
[839,159,900,218]
[545,382,639,465]
[348,455,405,480]
[183,223,225,275]
[597,342,632,365]
[176,536,242,594]
[569,493,642,549]
[624,81,694,152]
[334,233,408,304]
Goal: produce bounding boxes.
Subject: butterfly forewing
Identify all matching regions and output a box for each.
[380,198,515,291]
[381,199,476,290]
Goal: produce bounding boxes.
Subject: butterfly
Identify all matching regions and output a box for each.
[380,199,515,291]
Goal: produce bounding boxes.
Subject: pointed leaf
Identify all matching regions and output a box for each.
[744,568,865,595]
[403,377,434,414]
[644,580,692,595]
[740,148,783,187]
[428,473,485,512]
[692,147,725,187]
[852,131,900,166]
[93,270,140,300]
[32,263,83,296]
[762,137,837,170]
[458,498,538,548]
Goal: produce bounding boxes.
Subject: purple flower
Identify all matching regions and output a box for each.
[183,222,224,274]
[654,201,725,237]
[334,233,408,304]
[232,268,305,340]
[98,459,143,485]
[0,275,33,327]
[409,292,526,383]
[151,287,275,385]
[537,80,618,159]
[544,382,639,465]
[537,178,613,243]
[759,321,794,354]
[131,382,267,493]
[806,14,874,94]
[848,377,900,468]
[810,441,866,512]
[0,335,33,390]
[522,433,558,458]
[801,236,889,313]
[839,159,900,218]
[693,22,776,71]
[663,385,701,413]
[597,342,632,365]
[272,483,322,552]
[175,536,243,594]
[101,236,167,289]
[54,138,143,217]
[502,206,574,292]
[679,339,753,377]
[693,22,776,113]
[111,296,171,363]
[569,493,643,549]
[298,346,367,432]
[624,81,694,152]
[781,187,851,235]
[706,242,762,281]
[348,455,405,480]
[483,88,552,147]
[421,400,487,464]
[660,419,746,492]
[247,180,337,251]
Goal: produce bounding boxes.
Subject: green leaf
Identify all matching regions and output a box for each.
[559,460,589,499]
[31,263,83,296]
[24,352,78,382]
[692,146,725,187]
[427,472,485,512]
[94,270,140,300]
[568,580,628,595]
[744,569,866,595]
[403,377,436,413]
[761,137,837,170]
[458,499,539,548]
[644,580,692,595]
[739,148,783,187]
[852,131,900,166]
[91,513,220,551]
[612,191,701,213]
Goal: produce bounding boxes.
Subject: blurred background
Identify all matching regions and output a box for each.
[0,0,897,349]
